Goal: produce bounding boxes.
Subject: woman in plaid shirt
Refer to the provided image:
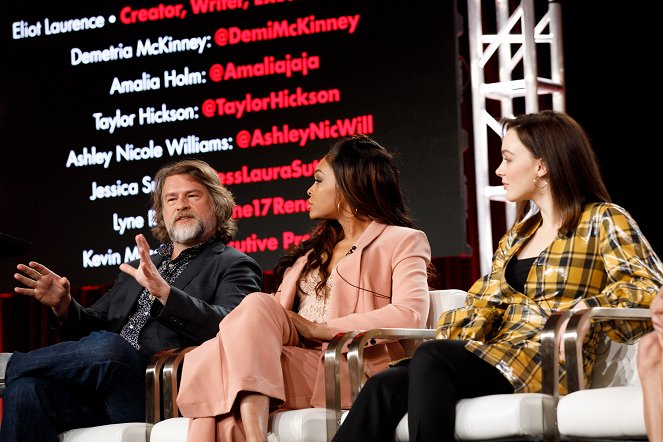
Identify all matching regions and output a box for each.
[334,110,663,442]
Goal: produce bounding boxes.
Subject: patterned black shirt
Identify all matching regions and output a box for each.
[119,236,217,350]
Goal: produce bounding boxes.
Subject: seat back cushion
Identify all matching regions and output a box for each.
[590,334,640,388]
[428,289,467,328]
[401,290,468,357]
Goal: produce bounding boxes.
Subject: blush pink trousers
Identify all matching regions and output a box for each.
[176,292,324,442]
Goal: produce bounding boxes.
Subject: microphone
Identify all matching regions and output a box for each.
[346,245,356,255]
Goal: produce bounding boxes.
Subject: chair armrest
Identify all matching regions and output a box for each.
[323,331,362,441]
[346,328,436,400]
[145,346,198,423]
[162,346,198,418]
[146,348,179,424]
[540,310,573,442]
[562,307,651,392]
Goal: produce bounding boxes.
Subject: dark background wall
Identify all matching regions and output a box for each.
[562,1,662,255]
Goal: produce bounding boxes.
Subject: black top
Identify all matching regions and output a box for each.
[505,256,537,294]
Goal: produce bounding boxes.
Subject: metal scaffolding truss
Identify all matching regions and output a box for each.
[466,0,566,274]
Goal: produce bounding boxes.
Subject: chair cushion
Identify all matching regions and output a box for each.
[149,409,353,442]
[271,408,338,442]
[557,386,645,438]
[394,393,547,441]
[58,423,152,442]
[149,418,188,442]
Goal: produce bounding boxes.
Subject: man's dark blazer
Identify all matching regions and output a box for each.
[52,238,263,357]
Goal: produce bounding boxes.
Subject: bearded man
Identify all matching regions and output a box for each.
[0,159,262,442]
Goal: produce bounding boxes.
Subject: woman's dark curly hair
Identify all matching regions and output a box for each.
[272,135,414,296]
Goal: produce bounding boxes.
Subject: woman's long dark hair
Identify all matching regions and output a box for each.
[502,111,611,235]
[273,135,413,294]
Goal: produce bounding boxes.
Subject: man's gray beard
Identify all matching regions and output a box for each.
[168,219,204,244]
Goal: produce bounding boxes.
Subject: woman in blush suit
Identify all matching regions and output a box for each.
[176,134,432,442]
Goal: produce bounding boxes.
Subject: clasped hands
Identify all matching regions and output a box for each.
[286,310,333,345]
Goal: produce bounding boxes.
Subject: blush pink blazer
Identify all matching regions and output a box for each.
[274,221,431,407]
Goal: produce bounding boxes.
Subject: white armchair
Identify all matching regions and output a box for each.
[555,307,650,441]
[347,307,651,442]
[343,311,568,441]
[148,289,468,442]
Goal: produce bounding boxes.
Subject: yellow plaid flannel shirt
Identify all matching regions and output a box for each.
[437,202,663,393]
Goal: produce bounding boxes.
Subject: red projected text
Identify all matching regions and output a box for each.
[232,197,308,218]
[235,114,374,148]
[228,231,311,253]
[213,14,361,46]
[119,4,187,24]
[209,52,320,82]
[189,0,248,14]
[218,158,318,185]
[201,87,340,119]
